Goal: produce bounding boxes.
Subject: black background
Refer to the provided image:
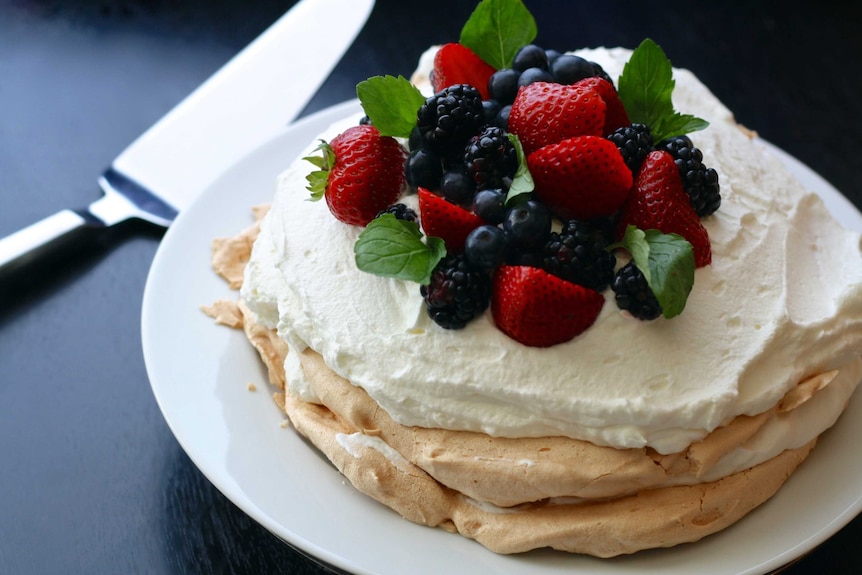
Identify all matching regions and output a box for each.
[2,1,861,573]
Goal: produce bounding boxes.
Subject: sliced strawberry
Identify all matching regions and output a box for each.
[508,81,606,156]
[617,150,712,267]
[417,187,486,253]
[573,76,630,135]
[492,265,605,348]
[432,43,496,100]
[528,135,632,220]
[306,125,407,226]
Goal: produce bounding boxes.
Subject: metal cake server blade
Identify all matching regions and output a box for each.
[0,0,375,279]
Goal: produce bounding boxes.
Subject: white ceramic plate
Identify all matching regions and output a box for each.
[142,100,862,575]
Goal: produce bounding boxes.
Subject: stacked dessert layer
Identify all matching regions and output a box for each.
[205,47,862,556]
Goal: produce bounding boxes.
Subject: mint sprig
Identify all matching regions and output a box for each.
[615,225,695,319]
[618,39,709,143]
[354,214,446,284]
[459,0,536,69]
[504,133,533,203]
[356,75,426,139]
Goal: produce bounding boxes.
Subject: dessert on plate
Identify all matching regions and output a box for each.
[203,0,862,558]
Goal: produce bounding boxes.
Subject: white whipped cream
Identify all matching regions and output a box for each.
[242,47,862,454]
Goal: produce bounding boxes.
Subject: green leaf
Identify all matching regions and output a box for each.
[354,214,446,284]
[652,113,710,143]
[617,225,695,319]
[618,38,708,142]
[356,75,426,138]
[505,133,533,202]
[303,140,335,201]
[459,0,537,69]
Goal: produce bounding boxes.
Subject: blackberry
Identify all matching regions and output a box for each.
[376,203,418,223]
[612,261,662,320]
[657,135,721,217]
[416,84,485,160]
[420,254,491,329]
[464,126,518,191]
[542,218,616,291]
[607,123,654,174]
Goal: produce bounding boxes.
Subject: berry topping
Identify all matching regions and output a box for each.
[465,224,510,270]
[528,135,632,221]
[573,76,630,136]
[406,148,444,192]
[421,254,492,330]
[657,135,721,217]
[503,199,552,251]
[471,188,507,225]
[491,265,605,347]
[464,126,518,191]
[487,68,521,105]
[416,84,486,160]
[376,203,418,223]
[418,187,486,253]
[549,54,595,85]
[508,81,606,156]
[305,124,407,226]
[512,44,549,71]
[617,150,712,267]
[542,218,616,291]
[612,261,663,320]
[607,123,654,174]
[431,43,496,100]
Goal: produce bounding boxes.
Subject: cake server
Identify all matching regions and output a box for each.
[0,0,375,279]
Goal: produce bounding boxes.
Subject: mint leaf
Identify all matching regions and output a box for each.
[354,214,446,283]
[618,38,708,142]
[505,133,533,202]
[459,0,536,69]
[356,75,426,138]
[617,225,695,319]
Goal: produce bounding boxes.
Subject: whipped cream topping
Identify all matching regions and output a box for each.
[241,47,862,454]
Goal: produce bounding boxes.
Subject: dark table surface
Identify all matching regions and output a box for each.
[2,1,861,573]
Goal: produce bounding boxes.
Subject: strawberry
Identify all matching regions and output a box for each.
[306,125,407,226]
[617,150,712,267]
[491,265,605,348]
[417,187,486,253]
[432,43,496,100]
[507,81,606,156]
[527,135,632,220]
[572,76,630,136]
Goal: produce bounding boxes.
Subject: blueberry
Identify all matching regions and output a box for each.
[472,189,507,225]
[406,148,442,191]
[481,99,501,126]
[493,104,512,130]
[550,54,595,85]
[440,169,475,205]
[503,200,551,249]
[517,67,554,88]
[465,225,509,270]
[487,68,521,105]
[512,44,549,71]
[544,49,562,65]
